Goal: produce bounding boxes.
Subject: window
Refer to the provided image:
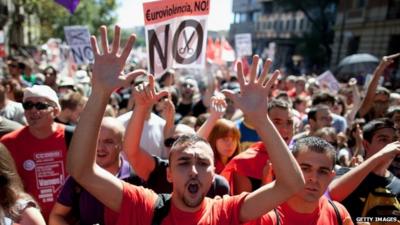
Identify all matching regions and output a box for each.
[346,36,360,55]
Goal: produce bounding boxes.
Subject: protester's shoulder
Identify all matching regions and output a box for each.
[116,111,132,126]
[153,155,169,168]
[387,172,400,195]
[320,197,352,222]
[121,181,158,204]
[292,131,308,141]
[208,192,249,208]
[1,125,28,142]
[5,100,24,111]
[0,117,23,134]
[149,112,166,125]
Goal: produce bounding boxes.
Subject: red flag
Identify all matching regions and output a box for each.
[221,37,235,62]
[206,37,215,62]
[213,38,222,64]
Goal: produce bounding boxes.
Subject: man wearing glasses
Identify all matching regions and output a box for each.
[1,85,69,222]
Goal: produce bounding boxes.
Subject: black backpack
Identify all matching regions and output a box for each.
[151,193,172,225]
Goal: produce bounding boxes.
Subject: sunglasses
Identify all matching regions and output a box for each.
[23,101,53,110]
[164,137,178,148]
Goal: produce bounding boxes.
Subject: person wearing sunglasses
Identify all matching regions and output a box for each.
[66,25,304,225]
[1,85,69,223]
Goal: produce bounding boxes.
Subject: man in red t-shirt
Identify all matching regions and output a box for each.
[1,85,68,222]
[67,25,305,225]
[246,137,353,225]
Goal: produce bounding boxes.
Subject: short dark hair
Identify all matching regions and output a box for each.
[268,99,292,113]
[292,136,336,169]
[308,105,330,121]
[363,118,395,143]
[59,92,86,110]
[168,134,212,164]
[312,92,335,106]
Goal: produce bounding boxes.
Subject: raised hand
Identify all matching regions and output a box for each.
[161,95,176,124]
[90,25,145,94]
[222,55,279,119]
[132,75,169,110]
[209,95,227,118]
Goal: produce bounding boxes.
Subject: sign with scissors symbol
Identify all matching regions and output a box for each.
[179,30,195,55]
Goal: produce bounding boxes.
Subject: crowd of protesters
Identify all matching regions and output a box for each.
[0,24,399,225]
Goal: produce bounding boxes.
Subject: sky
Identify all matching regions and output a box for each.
[116,0,233,31]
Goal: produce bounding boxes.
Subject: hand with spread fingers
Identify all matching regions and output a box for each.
[90,25,146,94]
[132,75,169,110]
[222,55,279,120]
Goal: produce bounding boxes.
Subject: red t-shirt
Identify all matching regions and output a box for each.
[246,196,353,225]
[220,142,269,194]
[114,182,248,225]
[1,124,68,221]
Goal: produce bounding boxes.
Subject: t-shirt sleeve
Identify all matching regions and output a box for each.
[115,181,158,225]
[216,192,249,224]
[57,176,77,207]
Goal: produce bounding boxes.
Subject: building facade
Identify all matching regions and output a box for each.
[331,0,400,87]
[230,0,332,75]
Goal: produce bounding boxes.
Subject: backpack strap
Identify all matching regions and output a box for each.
[274,208,281,225]
[151,193,172,225]
[328,199,343,225]
[64,125,75,148]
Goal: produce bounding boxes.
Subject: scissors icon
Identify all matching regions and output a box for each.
[178,30,195,55]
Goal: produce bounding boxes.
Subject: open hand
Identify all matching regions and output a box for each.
[222,55,280,119]
[90,25,145,94]
[133,75,169,110]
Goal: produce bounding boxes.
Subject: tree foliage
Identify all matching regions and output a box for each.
[275,0,338,72]
[24,0,118,42]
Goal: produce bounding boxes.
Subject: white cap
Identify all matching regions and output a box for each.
[23,85,61,110]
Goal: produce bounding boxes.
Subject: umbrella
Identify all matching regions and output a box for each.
[338,53,379,67]
[335,53,380,84]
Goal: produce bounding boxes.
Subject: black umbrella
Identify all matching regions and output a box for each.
[335,53,379,83]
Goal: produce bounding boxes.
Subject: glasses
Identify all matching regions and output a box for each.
[23,101,53,110]
[8,64,18,68]
[164,137,178,148]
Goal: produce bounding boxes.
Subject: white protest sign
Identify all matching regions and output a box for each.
[64,26,93,65]
[316,70,340,93]
[143,0,210,77]
[234,33,252,57]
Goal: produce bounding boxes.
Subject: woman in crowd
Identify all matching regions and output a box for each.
[0,143,45,225]
[208,118,241,173]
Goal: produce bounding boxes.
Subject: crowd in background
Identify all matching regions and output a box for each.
[0,26,400,225]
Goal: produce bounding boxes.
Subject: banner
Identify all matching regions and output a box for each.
[64,26,93,65]
[143,0,210,77]
[234,33,252,58]
[316,70,340,93]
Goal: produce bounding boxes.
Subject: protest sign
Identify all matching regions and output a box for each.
[316,70,340,93]
[234,33,252,58]
[64,26,93,65]
[143,0,210,77]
